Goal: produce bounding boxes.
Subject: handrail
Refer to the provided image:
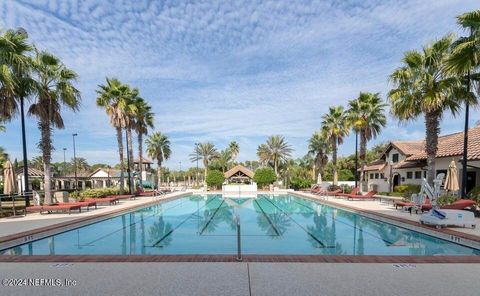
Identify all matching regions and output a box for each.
[233,214,242,261]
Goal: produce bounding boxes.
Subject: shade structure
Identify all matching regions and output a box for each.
[444,160,459,193]
[317,172,322,184]
[3,160,17,195]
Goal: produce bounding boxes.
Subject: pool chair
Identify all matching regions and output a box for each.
[346,191,377,200]
[107,194,136,200]
[68,201,97,211]
[394,197,431,214]
[335,187,359,198]
[135,187,155,197]
[26,204,82,215]
[85,197,119,205]
[441,199,476,210]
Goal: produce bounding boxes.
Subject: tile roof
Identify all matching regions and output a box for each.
[406,125,480,161]
[390,141,424,156]
[392,160,426,169]
[363,160,386,172]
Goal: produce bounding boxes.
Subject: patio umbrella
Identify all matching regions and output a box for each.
[444,160,459,193]
[317,172,322,184]
[3,160,17,195]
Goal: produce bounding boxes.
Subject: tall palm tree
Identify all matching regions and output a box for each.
[133,97,154,187]
[308,132,330,181]
[229,141,239,163]
[124,86,141,188]
[0,146,9,169]
[347,92,387,188]
[190,142,218,182]
[388,35,466,185]
[0,29,33,121]
[29,50,80,204]
[96,78,134,194]
[216,149,232,173]
[257,135,293,176]
[321,106,349,185]
[146,132,171,189]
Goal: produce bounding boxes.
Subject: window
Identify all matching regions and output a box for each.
[375,173,379,179]
[380,173,385,179]
[415,171,422,179]
[423,171,427,178]
[370,173,374,179]
[406,172,413,179]
[392,153,399,163]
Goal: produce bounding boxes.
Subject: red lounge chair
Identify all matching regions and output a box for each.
[109,194,136,200]
[347,191,377,200]
[336,187,360,198]
[441,199,476,210]
[321,189,342,196]
[68,201,97,211]
[394,198,431,214]
[26,204,81,215]
[85,197,119,205]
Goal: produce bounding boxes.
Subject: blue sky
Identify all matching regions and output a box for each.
[1,0,479,169]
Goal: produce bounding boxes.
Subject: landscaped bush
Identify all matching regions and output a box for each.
[74,187,120,200]
[393,184,421,197]
[467,187,480,203]
[253,168,276,188]
[289,177,313,190]
[437,194,458,206]
[338,169,354,181]
[205,170,225,189]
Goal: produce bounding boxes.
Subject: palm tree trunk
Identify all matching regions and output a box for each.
[312,162,316,180]
[274,157,278,177]
[203,159,208,184]
[116,127,125,194]
[39,120,53,204]
[359,130,367,190]
[157,162,161,189]
[425,111,440,186]
[332,138,338,186]
[138,132,143,187]
[127,127,134,189]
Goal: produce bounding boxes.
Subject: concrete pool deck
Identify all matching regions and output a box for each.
[1,262,479,296]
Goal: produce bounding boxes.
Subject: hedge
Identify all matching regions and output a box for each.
[206,170,225,189]
[253,168,276,188]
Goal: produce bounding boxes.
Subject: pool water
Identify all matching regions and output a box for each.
[1,194,479,256]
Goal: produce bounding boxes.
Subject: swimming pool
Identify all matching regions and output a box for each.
[1,194,479,256]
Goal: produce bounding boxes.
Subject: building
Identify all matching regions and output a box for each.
[223,165,257,192]
[363,125,480,193]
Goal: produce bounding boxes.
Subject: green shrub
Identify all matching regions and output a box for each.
[289,177,313,190]
[253,168,276,188]
[393,184,420,197]
[75,187,120,200]
[467,187,480,203]
[437,194,458,206]
[205,170,225,189]
[338,169,354,181]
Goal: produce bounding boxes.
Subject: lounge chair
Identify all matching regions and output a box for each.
[394,197,432,214]
[85,197,119,205]
[441,199,476,210]
[346,191,377,200]
[68,201,97,211]
[336,187,360,198]
[110,194,136,200]
[26,204,82,215]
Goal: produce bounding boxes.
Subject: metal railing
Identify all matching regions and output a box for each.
[233,214,242,261]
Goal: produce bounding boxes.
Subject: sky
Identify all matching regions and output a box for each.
[1,0,479,170]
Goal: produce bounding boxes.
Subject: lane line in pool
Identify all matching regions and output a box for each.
[263,198,332,248]
[79,198,190,247]
[199,200,226,235]
[254,199,280,236]
[150,198,218,247]
[293,199,396,246]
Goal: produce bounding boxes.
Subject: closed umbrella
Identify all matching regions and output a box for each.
[3,160,17,195]
[317,172,322,184]
[444,160,459,193]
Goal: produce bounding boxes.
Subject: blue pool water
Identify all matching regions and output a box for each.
[1,194,479,256]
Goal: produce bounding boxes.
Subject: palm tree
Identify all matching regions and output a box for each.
[0,146,8,168]
[321,106,349,185]
[257,135,293,176]
[229,141,239,163]
[29,50,80,204]
[215,149,232,173]
[347,92,387,188]
[146,132,171,189]
[0,29,33,121]
[132,97,154,187]
[96,78,134,194]
[29,156,44,170]
[388,35,466,185]
[124,86,141,188]
[308,132,330,181]
[190,142,218,182]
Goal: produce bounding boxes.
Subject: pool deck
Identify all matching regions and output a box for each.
[1,262,479,296]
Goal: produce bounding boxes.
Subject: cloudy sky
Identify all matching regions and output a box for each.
[1,0,478,169]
